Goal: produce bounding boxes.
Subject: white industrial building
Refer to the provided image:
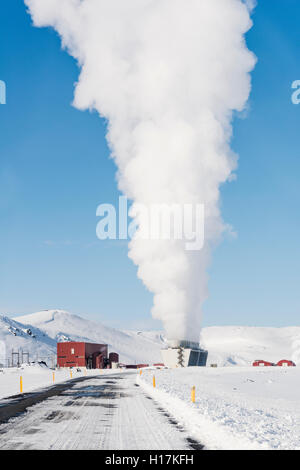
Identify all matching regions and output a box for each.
[161,340,208,368]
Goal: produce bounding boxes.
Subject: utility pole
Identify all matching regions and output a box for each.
[11,349,20,367]
[22,352,29,364]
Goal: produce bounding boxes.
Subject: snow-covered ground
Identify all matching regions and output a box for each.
[201,325,300,366]
[0,372,193,450]
[1,306,299,444]
[2,364,299,450]
[0,363,109,399]
[138,367,300,450]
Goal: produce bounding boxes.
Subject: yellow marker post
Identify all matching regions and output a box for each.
[191,386,195,403]
[140,369,142,376]
[20,376,23,394]
[70,370,72,379]
[153,375,156,388]
[52,372,55,383]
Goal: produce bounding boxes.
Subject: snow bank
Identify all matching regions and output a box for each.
[0,363,116,399]
[138,367,300,450]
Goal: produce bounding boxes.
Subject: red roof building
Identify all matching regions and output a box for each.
[253,360,275,367]
[277,359,296,367]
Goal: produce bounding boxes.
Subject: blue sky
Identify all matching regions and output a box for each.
[0,1,299,329]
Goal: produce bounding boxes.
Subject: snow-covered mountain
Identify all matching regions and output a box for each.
[201,325,300,366]
[1,309,299,367]
[13,310,166,364]
[0,315,56,367]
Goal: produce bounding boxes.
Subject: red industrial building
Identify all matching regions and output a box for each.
[277,359,296,367]
[109,352,119,364]
[253,360,275,367]
[57,342,108,369]
[253,359,296,367]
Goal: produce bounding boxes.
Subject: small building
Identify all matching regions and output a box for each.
[253,360,275,367]
[57,342,108,369]
[161,340,208,368]
[277,359,296,367]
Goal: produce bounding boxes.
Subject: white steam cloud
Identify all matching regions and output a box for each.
[292,336,300,365]
[25,0,256,342]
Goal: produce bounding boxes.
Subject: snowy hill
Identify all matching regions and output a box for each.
[201,325,300,366]
[13,310,166,364]
[0,315,56,367]
[0,309,299,368]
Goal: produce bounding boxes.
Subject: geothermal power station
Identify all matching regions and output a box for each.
[161,340,208,368]
[56,339,207,369]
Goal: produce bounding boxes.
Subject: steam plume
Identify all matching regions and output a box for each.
[25,0,256,342]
